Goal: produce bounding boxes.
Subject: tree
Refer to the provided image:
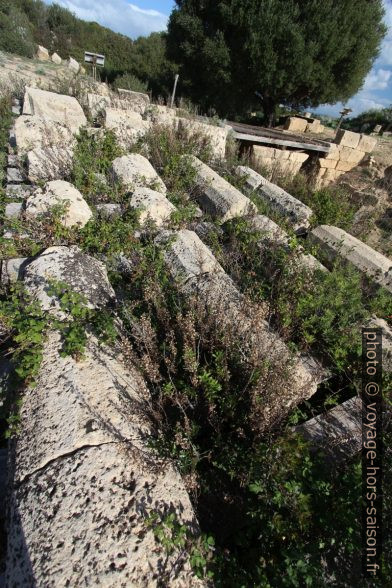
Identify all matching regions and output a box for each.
[167,0,387,124]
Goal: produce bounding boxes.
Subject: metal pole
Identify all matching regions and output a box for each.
[170,74,179,108]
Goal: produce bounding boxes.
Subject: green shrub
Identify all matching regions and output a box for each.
[112,73,148,93]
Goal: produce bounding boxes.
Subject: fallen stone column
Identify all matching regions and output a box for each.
[294,397,362,462]
[156,229,320,431]
[309,225,392,294]
[236,165,313,234]
[250,215,327,273]
[6,246,202,587]
[22,87,87,134]
[188,156,257,222]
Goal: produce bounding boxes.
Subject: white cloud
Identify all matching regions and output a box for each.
[44,0,169,38]
[364,68,391,90]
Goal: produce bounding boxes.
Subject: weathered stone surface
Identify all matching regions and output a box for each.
[236,165,263,191]
[156,230,320,430]
[7,153,18,167]
[324,144,341,161]
[36,45,49,61]
[22,87,87,134]
[95,203,122,219]
[339,146,366,164]
[335,129,360,149]
[4,202,22,219]
[5,184,34,200]
[250,215,327,273]
[177,118,228,160]
[67,56,80,73]
[319,158,337,169]
[0,258,29,284]
[26,180,92,228]
[294,397,362,461]
[284,117,308,133]
[104,108,150,148]
[335,160,357,172]
[116,88,150,114]
[130,187,176,226]
[146,104,177,126]
[51,52,62,65]
[309,225,392,293]
[14,115,74,155]
[156,229,224,282]
[357,134,377,153]
[236,166,313,233]
[86,93,111,118]
[7,246,201,587]
[111,154,167,194]
[27,145,73,182]
[189,156,256,222]
[6,167,23,183]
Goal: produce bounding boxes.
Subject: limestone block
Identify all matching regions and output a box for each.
[319,158,337,169]
[7,167,23,183]
[189,156,257,222]
[294,397,362,461]
[95,203,122,219]
[14,115,74,155]
[357,134,377,153]
[5,202,22,219]
[26,181,92,228]
[324,144,341,161]
[116,88,150,114]
[334,129,360,149]
[22,87,87,134]
[67,56,80,73]
[130,187,176,226]
[111,154,167,194]
[177,118,228,160]
[87,93,111,118]
[237,166,312,233]
[339,147,366,164]
[309,225,392,293]
[6,184,34,200]
[253,145,277,160]
[156,230,320,431]
[36,45,49,61]
[284,117,308,133]
[289,151,309,164]
[23,246,115,311]
[146,104,177,126]
[51,52,62,65]
[27,145,73,182]
[336,160,357,172]
[104,108,150,148]
[7,246,201,587]
[0,258,29,284]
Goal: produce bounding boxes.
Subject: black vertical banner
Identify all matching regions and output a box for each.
[362,328,383,579]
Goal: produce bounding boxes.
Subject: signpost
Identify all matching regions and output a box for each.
[84,52,105,81]
[335,107,353,134]
[170,74,179,108]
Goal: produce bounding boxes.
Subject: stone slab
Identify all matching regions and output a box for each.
[26,181,92,228]
[130,187,176,226]
[357,134,377,153]
[335,129,360,149]
[4,202,22,219]
[6,167,23,183]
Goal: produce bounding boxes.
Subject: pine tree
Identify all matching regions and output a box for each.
[167,0,387,124]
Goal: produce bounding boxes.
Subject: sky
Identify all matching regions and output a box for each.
[44,0,392,118]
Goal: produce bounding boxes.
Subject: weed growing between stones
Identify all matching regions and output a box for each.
[0,280,116,434]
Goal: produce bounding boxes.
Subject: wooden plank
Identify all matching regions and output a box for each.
[232,131,331,153]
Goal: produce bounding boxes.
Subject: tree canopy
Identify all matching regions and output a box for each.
[167,0,387,122]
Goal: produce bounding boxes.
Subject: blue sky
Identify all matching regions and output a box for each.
[44,0,392,118]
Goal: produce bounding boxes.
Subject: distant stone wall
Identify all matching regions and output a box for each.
[252,145,309,176]
[314,129,377,187]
